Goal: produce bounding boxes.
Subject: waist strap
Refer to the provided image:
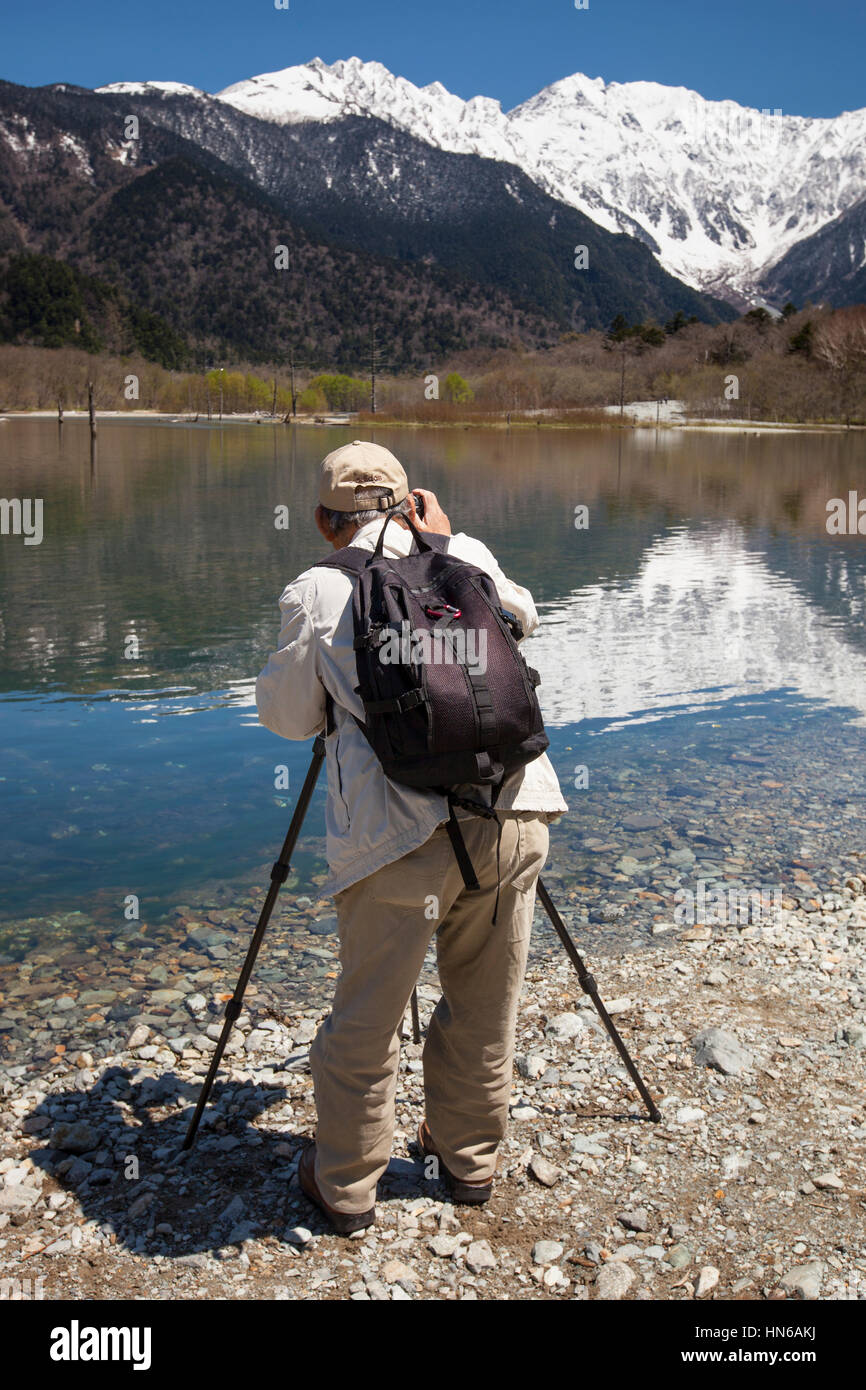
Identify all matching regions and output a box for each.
[444,793,503,925]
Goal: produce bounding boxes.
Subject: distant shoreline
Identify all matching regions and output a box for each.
[2,409,861,434]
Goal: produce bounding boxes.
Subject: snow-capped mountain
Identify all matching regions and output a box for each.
[183,56,866,303]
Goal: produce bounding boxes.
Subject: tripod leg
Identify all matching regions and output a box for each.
[536,879,662,1123]
[410,986,421,1045]
[182,736,326,1150]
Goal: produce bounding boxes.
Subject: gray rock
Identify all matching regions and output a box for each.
[285,1226,313,1247]
[220,1195,245,1225]
[532,1240,564,1265]
[428,1234,460,1258]
[78,989,117,1006]
[0,1186,39,1214]
[813,1172,844,1191]
[609,1244,643,1262]
[365,1280,390,1301]
[511,1104,539,1121]
[665,1244,692,1269]
[675,1106,707,1125]
[570,1136,608,1157]
[668,848,696,866]
[380,1259,416,1286]
[529,1154,562,1188]
[604,998,633,1016]
[617,1208,650,1233]
[516,1053,546,1080]
[49,1120,100,1154]
[704,969,729,987]
[779,1261,823,1299]
[65,1157,92,1183]
[595,1263,635,1299]
[842,1023,866,1049]
[228,1222,254,1244]
[129,1192,154,1219]
[309,916,337,937]
[693,1027,753,1075]
[465,1240,496,1274]
[545,1013,585,1041]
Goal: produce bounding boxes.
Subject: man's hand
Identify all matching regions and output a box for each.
[407,488,452,536]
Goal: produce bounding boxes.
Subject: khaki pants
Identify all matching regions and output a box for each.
[308,811,550,1213]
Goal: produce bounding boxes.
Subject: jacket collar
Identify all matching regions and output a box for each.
[348,516,415,555]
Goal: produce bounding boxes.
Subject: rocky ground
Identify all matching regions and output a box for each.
[1,865,865,1303]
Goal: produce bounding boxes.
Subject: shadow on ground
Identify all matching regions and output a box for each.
[26,1066,431,1259]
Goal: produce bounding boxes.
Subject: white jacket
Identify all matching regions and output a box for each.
[255,517,568,896]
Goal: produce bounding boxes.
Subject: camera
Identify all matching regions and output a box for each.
[413,490,426,519]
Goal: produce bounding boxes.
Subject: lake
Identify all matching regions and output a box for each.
[1,417,865,994]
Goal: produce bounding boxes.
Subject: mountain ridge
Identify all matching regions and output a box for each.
[151,55,866,306]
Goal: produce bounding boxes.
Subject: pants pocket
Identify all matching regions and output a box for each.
[512,815,549,894]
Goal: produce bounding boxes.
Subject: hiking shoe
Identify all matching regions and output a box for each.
[417,1121,494,1205]
[297,1142,376,1236]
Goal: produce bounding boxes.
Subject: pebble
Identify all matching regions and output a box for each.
[511,1105,539,1121]
[617,1208,650,1232]
[595,1264,635,1299]
[545,1013,585,1041]
[693,1027,753,1075]
[285,1226,313,1247]
[532,1240,564,1265]
[675,1107,707,1126]
[529,1154,562,1188]
[665,1244,692,1269]
[516,1053,546,1080]
[779,1261,823,1299]
[49,1121,100,1154]
[380,1259,416,1286]
[570,1136,608,1157]
[812,1172,844,1191]
[465,1240,496,1274]
[696,1266,720,1297]
[428,1234,466,1258]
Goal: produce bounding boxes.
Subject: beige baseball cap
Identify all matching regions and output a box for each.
[318,439,409,512]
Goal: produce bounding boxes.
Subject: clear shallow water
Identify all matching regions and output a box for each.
[1,417,865,959]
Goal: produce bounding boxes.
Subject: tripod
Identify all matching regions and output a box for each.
[183,741,660,1148]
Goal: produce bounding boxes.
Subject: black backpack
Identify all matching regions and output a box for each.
[315,513,549,900]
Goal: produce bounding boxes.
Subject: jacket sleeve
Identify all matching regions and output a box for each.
[453,534,539,639]
[255,582,327,740]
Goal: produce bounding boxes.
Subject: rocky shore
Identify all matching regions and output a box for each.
[1,866,865,1302]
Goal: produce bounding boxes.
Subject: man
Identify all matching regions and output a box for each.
[256,439,567,1234]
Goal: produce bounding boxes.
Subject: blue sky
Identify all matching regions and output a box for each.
[3,0,864,118]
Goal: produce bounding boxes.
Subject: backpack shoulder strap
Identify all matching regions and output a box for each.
[313,531,451,575]
[311,546,370,576]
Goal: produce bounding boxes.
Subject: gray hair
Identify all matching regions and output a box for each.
[320,489,412,537]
